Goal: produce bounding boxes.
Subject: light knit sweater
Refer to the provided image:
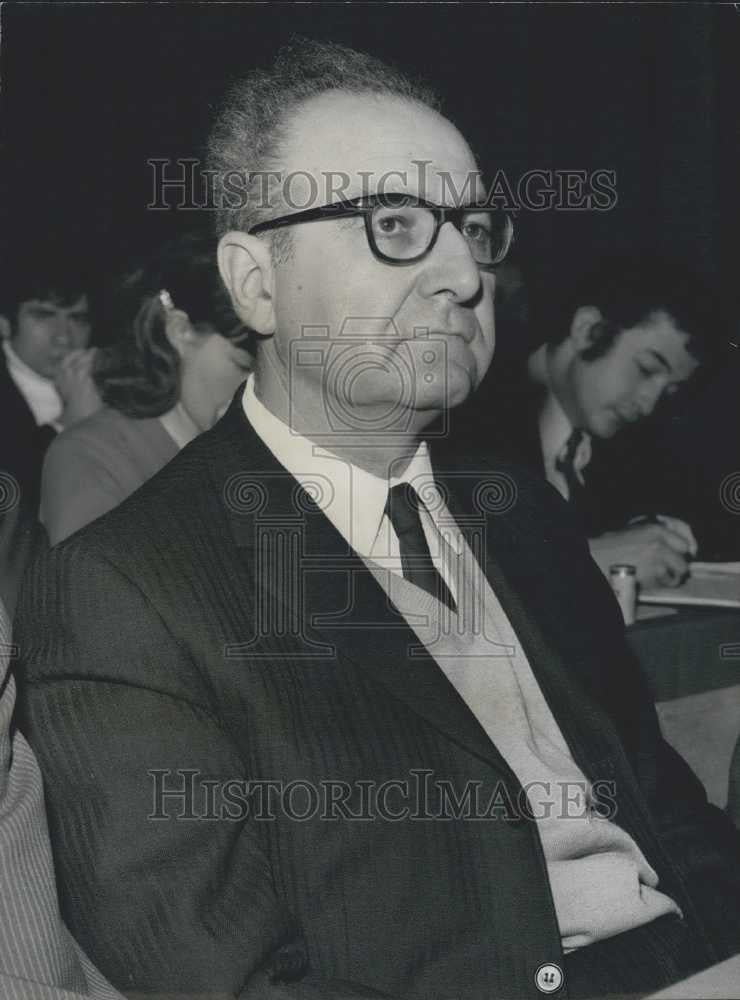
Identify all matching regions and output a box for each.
[364,536,681,952]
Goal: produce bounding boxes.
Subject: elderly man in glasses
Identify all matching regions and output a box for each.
[16,38,740,1000]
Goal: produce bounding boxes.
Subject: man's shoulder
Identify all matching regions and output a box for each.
[0,348,35,423]
[0,351,55,503]
[448,348,546,466]
[432,438,583,548]
[433,438,562,505]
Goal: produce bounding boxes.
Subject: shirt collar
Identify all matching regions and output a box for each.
[540,389,578,470]
[2,339,62,426]
[241,374,459,557]
[3,339,52,385]
[528,343,591,470]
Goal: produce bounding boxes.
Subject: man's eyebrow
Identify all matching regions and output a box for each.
[24,304,58,315]
[643,347,693,383]
[23,302,90,320]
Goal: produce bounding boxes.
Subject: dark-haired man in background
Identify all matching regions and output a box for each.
[0,263,101,612]
[16,40,740,1000]
[461,260,721,588]
[0,267,101,508]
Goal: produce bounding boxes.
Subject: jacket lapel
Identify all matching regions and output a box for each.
[435,456,623,772]
[214,397,513,772]
[211,395,633,781]
[203,402,694,930]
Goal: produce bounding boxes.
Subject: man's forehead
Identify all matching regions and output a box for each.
[279,90,483,205]
[20,295,89,312]
[632,311,688,347]
[624,310,698,377]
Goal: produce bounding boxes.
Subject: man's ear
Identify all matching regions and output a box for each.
[0,315,11,342]
[217,232,276,336]
[569,305,604,353]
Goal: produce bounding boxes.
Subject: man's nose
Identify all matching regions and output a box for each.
[636,380,664,416]
[416,221,482,303]
[51,316,74,347]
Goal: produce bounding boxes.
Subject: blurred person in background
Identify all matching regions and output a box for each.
[0,255,100,613]
[455,256,725,589]
[41,233,254,545]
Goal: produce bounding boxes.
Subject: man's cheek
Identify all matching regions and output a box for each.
[473,330,495,381]
[338,281,391,335]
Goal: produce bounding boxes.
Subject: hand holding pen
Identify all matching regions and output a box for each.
[589,514,698,589]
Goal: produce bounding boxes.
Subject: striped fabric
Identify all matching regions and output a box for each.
[0,600,122,1000]
[14,396,740,996]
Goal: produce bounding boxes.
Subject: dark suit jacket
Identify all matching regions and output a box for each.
[15,392,740,999]
[0,348,56,511]
[451,348,648,536]
[0,349,52,614]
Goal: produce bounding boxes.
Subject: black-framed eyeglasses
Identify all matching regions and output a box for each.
[248,193,514,271]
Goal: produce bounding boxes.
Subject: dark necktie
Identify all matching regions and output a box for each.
[384,483,456,612]
[555,429,587,508]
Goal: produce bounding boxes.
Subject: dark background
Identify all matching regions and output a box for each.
[3,2,740,554]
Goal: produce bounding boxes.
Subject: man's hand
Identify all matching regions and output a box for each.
[54,347,102,428]
[588,516,697,589]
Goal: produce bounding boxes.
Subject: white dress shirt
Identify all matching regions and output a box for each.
[241,374,680,952]
[3,340,63,430]
[242,374,462,599]
[527,344,592,502]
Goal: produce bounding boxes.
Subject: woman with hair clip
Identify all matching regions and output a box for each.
[40,233,254,545]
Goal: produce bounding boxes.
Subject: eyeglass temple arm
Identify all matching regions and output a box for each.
[249,200,367,235]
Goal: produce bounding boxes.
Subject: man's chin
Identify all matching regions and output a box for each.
[412,385,471,415]
[443,364,479,409]
[592,411,622,439]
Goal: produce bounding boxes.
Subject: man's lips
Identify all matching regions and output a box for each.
[614,410,640,425]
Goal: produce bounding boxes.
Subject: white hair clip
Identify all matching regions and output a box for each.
[158,288,175,312]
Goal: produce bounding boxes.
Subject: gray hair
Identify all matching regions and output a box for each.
[207,37,441,259]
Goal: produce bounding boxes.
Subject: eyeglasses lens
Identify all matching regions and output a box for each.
[370,205,508,265]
